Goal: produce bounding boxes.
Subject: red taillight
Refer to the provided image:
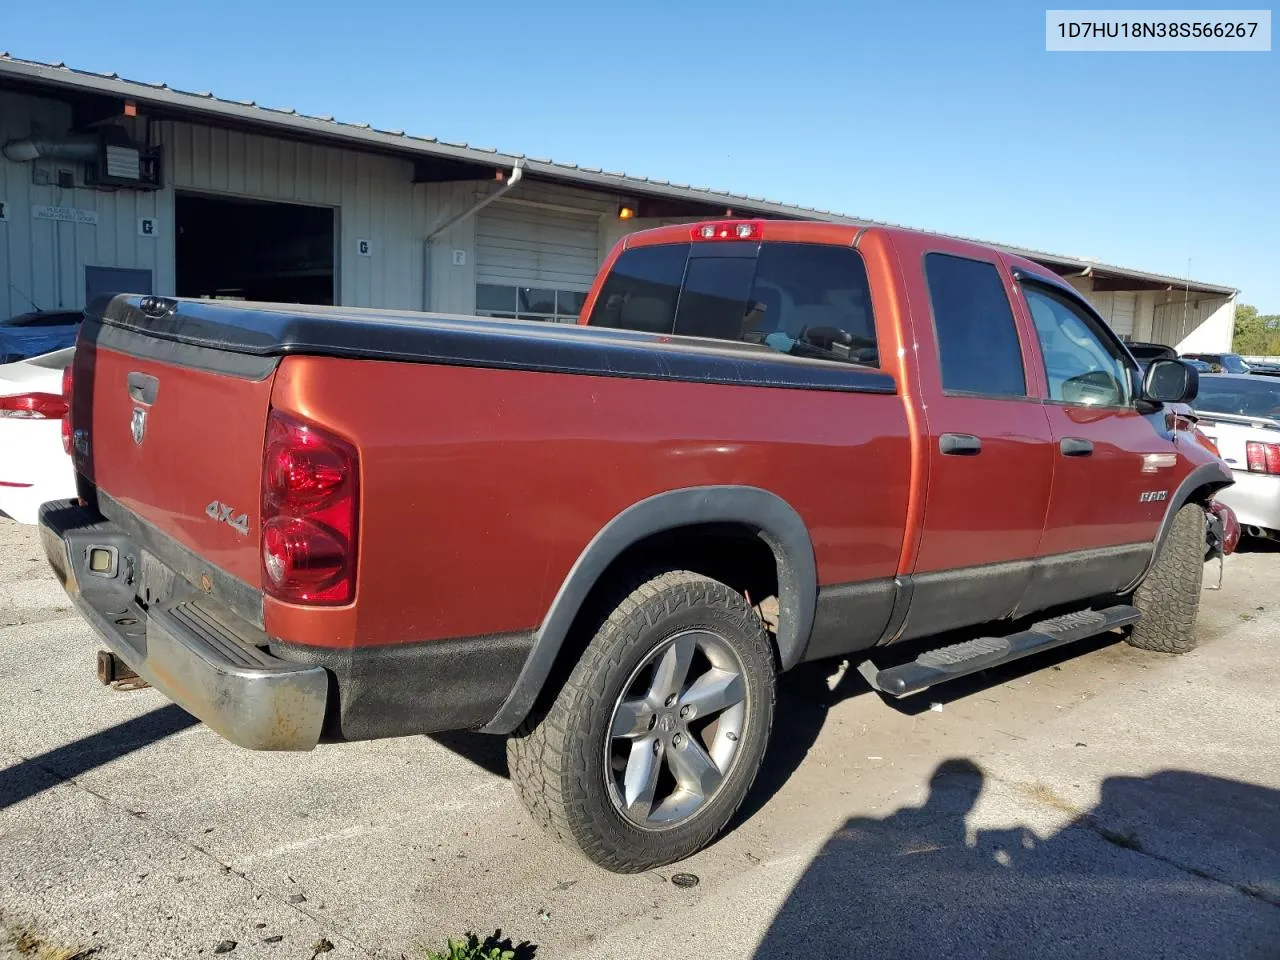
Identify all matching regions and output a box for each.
[261,410,359,605]
[0,392,69,419]
[61,365,74,454]
[691,220,764,242]
[265,439,347,506]
[262,517,349,598]
[1245,441,1280,475]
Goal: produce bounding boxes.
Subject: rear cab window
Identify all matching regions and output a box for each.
[587,239,879,367]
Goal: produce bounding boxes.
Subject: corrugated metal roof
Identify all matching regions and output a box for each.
[0,52,1237,297]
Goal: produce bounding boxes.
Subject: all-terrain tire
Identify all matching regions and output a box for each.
[1126,503,1206,654]
[506,570,776,873]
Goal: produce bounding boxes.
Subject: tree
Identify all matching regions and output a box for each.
[1232,303,1280,356]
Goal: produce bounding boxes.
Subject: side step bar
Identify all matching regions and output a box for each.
[858,605,1142,698]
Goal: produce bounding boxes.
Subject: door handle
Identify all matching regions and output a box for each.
[939,433,982,456]
[1060,437,1094,457]
[127,372,159,405]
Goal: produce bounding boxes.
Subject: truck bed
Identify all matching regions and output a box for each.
[91,295,895,393]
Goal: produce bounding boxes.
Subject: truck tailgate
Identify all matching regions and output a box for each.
[75,317,276,590]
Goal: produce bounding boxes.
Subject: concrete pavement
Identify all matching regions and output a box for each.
[0,517,1276,958]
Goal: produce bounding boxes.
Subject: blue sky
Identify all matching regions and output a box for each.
[6,1,1277,309]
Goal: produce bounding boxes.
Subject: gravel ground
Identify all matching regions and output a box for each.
[0,516,1276,959]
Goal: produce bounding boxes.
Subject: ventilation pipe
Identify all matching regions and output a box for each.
[425,161,525,243]
[2,133,100,163]
[422,160,525,311]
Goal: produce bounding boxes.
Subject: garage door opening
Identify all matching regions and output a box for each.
[176,193,335,304]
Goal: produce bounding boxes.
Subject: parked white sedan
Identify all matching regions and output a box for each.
[0,347,76,524]
[1193,374,1280,540]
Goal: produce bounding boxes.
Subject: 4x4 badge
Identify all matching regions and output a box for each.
[130,407,147,446]
[205,500,250,535]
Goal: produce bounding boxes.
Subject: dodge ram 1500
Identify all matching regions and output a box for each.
[41,218,1232,872]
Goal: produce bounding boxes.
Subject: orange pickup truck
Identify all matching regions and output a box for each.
[41,219,1234,872]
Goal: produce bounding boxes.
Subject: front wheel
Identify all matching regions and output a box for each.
[506,570,776,873]
[1126,503,1206,654]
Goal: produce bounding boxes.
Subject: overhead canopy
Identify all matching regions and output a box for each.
[0,52,1237,299]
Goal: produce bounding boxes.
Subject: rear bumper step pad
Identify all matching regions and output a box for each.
[858,604,1142,698]
[38,499,328,750]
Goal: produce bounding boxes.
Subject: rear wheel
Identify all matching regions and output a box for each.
[506,570,776,873]
[1126,503,1206,654]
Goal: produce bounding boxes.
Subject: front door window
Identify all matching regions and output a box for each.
[1022,285,1132,407]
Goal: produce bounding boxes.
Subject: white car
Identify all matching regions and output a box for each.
[1192,374,1280,539]
[0,347,76,524]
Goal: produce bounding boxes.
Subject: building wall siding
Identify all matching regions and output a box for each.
[1155,294,1235,352]
[1069,276,1151,342]
[1,88,1238,353]
[475,201,600,289]
[422,180,480,315]
[0,90,167,318]
[0,93,431,316]
[423,178,622,313]
[158,120,424,310]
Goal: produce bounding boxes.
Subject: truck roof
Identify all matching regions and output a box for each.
[622,219,1064,285]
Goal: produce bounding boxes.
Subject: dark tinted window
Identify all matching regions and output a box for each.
[559,290,587,315]
[476,284,516,313]
[2,312,81,328]
[1194,377,1280,418]
[588,241,878,366]
[27,313,81,328]
[673,257,756,340]
[1181,353,1251,374]
[476,285,587,323]
[925,253,1025,396]
[587,244,689,333]
[744,244,878,366]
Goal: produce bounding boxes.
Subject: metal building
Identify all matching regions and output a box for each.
[0,54,1237,351]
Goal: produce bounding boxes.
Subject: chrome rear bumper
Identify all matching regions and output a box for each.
[39,499,328,751]
[1214,471,1280,533]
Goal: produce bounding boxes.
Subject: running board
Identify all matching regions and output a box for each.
[858,605,1142,698]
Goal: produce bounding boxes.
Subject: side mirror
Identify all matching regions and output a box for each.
[1143,359,1199,404]
[1062,369,1125,406]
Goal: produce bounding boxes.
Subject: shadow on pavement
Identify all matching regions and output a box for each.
[733,631,1124,828]
[752,760,1280,959]
[429,729,510,779]
[1236,535,1280,554]
[0,703,197,810]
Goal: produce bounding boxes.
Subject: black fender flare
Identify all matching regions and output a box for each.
[1122,460,1233,593]
[480,485,817,734]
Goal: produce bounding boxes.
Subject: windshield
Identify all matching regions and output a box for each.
[1222,354,1252,374]
[1194,377,1280,420]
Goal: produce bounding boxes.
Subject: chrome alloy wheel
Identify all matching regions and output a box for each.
[605,629,749,828]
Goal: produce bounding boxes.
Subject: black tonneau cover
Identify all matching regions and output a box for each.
[87,294,897,395]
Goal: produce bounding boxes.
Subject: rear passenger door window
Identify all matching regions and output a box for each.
[924,253,1026,397]
[910,249,1054,587]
